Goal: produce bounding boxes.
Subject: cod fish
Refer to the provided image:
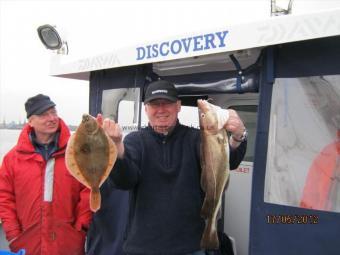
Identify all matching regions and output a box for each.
[65,114,117,212]
[197,99,230,250]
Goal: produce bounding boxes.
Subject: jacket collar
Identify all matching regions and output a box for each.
[30,130,59,148]
[145,119,181,139]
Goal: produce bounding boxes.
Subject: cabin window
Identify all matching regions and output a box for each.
[264,75,340,213]
[101,88,140,135]
[118,100,139,134]
[178,106,200,128]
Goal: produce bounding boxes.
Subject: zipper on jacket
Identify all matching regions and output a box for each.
[162,138,169,168]
[43,144,49,161]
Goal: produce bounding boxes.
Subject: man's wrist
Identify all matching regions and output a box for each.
[116,142,125,159]
[231,128,248,142]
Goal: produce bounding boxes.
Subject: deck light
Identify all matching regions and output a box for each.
[37,24,68,54]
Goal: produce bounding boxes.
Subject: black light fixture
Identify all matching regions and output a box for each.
[37,24,68,54]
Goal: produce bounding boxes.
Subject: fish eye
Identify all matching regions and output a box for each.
[201,113,205,118]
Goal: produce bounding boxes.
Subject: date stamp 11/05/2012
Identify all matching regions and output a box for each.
[266,214,319,224]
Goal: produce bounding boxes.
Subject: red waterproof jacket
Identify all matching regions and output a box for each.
[0,119,92,255]
[300,139,340,210]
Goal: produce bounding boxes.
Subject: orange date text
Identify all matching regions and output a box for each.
[266,214,319,224]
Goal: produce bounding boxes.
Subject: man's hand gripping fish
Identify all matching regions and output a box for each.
[197,99,230,250]
[65,114,117,212]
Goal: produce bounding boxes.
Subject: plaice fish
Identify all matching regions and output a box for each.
[65,114,117,212]
[197,99,230,250]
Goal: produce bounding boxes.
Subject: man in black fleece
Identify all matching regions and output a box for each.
[103,80,247,255]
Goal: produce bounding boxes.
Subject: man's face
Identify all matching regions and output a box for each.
[28,107,59,136]
[145,99,181,133]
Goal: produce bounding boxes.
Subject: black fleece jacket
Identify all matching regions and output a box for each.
[110,122,247,255]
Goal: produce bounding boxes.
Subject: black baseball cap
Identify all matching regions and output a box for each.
[144,80,178,104]
[25,94,56,118]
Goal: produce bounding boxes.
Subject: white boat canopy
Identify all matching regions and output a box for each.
[50,8,340,80]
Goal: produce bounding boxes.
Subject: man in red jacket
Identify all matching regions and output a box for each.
[0,94,92,255]
[300,129,340,211]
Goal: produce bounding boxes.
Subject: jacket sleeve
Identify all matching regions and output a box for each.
[0,155,22,241]
[74,184,93,232]
[109,133,141,190]
[229,139,247,170]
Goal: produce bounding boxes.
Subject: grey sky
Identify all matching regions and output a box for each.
[1,0,339,125]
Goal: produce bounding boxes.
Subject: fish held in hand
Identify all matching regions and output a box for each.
[65,114,117,212]
[197,99,230,250]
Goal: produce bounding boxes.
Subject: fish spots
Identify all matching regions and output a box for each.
[80,144,91,154]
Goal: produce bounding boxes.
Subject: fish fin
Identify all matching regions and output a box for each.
[65,135,91,189]
[224,176,230,191]
[200,143,207,191]
[90,187,101,212]
[217,136,224,144]
[200,218,219,250]
[201,197,214,218]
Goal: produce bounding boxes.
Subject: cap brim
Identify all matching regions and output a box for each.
[144,95,178,104]
[34,103,56,115]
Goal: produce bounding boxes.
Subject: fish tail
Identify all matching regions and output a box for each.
[200,218,219,250]
[90,187,101,212]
